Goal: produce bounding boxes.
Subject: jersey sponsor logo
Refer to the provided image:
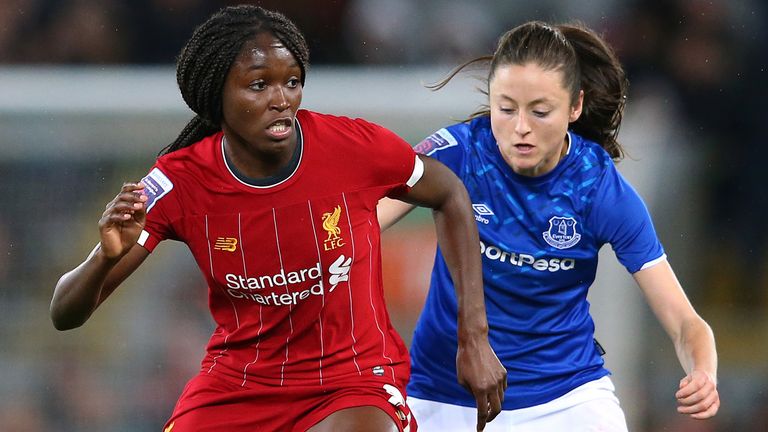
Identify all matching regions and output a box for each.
[413,128,458,156]
[322,205,345,251]
[480,240,575,272]
[223,254,352,305]
[141,167,173,212]
[225,264,324,306]
[213,237,238,252]
[472,203,494,224]
[543,216,582,249]
[328,254,352,292]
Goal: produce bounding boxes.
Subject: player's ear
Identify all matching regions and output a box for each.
[569,90,584,123]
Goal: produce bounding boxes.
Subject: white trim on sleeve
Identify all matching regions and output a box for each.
[639,253,667,271]
[406,155,425,187]
[137,230,150,247]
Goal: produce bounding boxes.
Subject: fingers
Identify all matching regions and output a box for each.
[475,393,488,432]
[474,377,505,430]
[101,182,147,224]
[677,388,720,417]
[675,372,716,401]
[499,371,508,402]
[487,389,503,423]
[689,398,720,420]
[676,371,720,419]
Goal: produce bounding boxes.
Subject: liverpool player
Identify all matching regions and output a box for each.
[49,5,506,432]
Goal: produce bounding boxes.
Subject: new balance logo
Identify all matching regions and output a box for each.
[214,237,238,252]
[472,203,494,224]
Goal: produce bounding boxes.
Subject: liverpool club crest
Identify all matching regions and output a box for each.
[543,216,581,249]
[322,205,345,251]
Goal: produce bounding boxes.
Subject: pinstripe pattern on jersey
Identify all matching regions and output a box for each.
[340,193,362,375]
[367,217,396,382]
[240,212,265,386]
[205,214,237,374]
[307,200,326,385]
[272,208,296,386]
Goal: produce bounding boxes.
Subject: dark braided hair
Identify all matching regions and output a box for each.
[429,21,628,160]
[159,5,310,155]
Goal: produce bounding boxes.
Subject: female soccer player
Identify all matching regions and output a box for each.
[379,21,720,431]
[49,5,506,431]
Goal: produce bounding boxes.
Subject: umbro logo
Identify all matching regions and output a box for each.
[472,204,494,224]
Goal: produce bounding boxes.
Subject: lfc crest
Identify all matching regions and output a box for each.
[542,216,581,249]
[322,205,345,251]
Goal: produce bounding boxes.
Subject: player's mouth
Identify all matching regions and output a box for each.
[266,118,293,140]
[514,143,535,154]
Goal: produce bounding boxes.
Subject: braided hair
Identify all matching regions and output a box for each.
[159,5,310,155]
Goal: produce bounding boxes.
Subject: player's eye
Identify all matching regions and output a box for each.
[286,77,300,88]
[249,80,266,91]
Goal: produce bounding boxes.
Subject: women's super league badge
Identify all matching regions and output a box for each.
[543,216,581,249]
[413,128,458,156]
[141,167,174,212]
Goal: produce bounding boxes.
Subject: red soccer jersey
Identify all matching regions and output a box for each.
[138,109,422,390]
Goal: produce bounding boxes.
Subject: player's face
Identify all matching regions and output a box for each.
[221,32,303,164]
[489,62,582,177]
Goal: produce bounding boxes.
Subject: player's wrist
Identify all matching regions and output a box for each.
[457,320,490,345]
[94,243,125,265]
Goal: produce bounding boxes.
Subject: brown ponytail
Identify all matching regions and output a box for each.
[559,23,628,159]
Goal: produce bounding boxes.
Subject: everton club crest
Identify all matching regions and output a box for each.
[543,216,581,249]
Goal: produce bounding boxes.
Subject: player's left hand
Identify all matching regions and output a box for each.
[456,337,507,431]
[675,369,719,419]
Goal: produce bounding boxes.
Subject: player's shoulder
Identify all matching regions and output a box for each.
[298,109,385,136]
[414,116,491,157]
[568,132,615,173]
[157,133,220,166]
[152,133,221,186]
[563,133,627,206]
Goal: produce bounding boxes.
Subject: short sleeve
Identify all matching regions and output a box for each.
[589,166,665,273]
[137,166,178,252]
[351,119,422,198]
[412,127,466,174]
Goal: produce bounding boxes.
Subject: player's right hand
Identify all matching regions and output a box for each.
[98,182,148,259]
[456,336,507,431]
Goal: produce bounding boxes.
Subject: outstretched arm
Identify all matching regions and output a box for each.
[634,260,719,419]
[50,182,150,330]
[394,155,507,431]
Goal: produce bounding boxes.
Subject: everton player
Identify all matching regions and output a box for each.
[49,5,506,432]
[379,21,719,431]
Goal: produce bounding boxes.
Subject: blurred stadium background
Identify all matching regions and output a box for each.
[1,0,766,431]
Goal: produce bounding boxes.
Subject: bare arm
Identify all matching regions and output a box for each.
[634,260,719,419]
[50,182,150,330]
[394,155,506,431]
[377,197,416,231]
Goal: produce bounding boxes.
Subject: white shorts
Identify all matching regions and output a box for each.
[408,376,628,432]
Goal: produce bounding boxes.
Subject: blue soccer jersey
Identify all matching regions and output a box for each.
[407,116,665,409]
